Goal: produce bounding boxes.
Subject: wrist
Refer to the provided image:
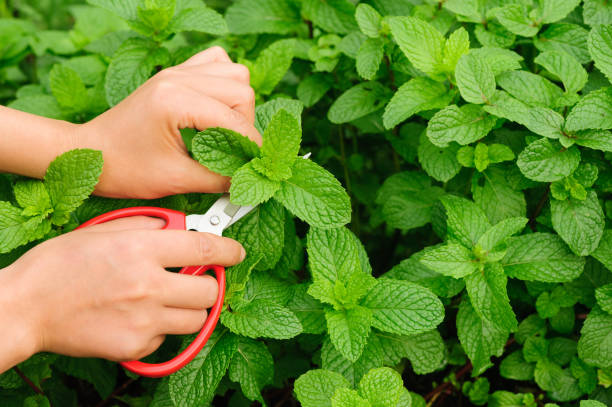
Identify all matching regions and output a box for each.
[0,265,41,372]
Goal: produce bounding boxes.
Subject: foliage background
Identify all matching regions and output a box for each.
[2,0,612,406]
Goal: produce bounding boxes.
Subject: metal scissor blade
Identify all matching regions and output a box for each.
[185,194,255,236]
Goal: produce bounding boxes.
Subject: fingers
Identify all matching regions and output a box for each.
[159,273,219,309]
[158,308,209,335]
[179,46,231,67]
[179,155,231,193]
[176,76,255,124]
[175,91,262,146]
[181,62,250,84]
[139,229,246,268]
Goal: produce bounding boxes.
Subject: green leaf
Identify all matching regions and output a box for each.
[551,190,605,256]
[321,334,384,387]
[298,74,332,108]
[418,133,462,182]
[86,0,139,20]
[534,50,588,94]
[443,27,470,72]
[326,306,372,362]
[328,81,389,124]
[571,357,597,393]
[383,77,452,130]
[358,367,403,407]
[225,254,262,300]
[440,194,491,248]
[229,162,280,206]
[256,109,302,181]
[540,0,581,24]
[477,217,528,253]
[250,39,295,95]
[332,388,371,407]
[168,330,237,406]
[589,25,612,84]
[54,357,116,399]
[192,128,259,177]
[457,297,509,375]
[419,243,478,278]
[254,97,303,134]
[387,16,445,76]
[497,70,563,108]
[495,4,539,37]
[502,233,585,282]
[44,149,103,225]
[226,0,301,34]
[455,53,496,104]
[574,130,612,152]
[355,3,381,38]
[584,0,612,25]
[534,359,582,402]
[593,230,612,273]
[362,279,444,335]
[470,47,523,75]
[472,169,527,225]
[275,159,351,229]
[517,139,580,182]
[427,104,497,147]
[13,180,51,217]
[466,263,517,331]
[104,38,169,106]
[221,299,302,339]
[535,23,590,64]
[375,330,445,375]
[49,65,88,114]
[565,87,612,132]
[596,284,612,316]
[8,95,64,120]
[500,351,535,381]
[302,0,357,34]
[225,200,284,271]
[228,338,273,403]
[356,37,384,80]
[165,4,227,35]
[294,369,351,407]
[287,284,326,334]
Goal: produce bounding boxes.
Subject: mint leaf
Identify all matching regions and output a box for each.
[455,53,496,104]
[250,39,295,96]
[294,369,351,407]
[358,367,403,407]
[362,279,444,335]
[228,338,273,403]
[540,0,581,23]
[168,330,237,406]
[588,24,612,83]
[226,0,301,34]
[356,37,384,80]
[502,233,585,282]
[574,129,612,152]
[328,82,389,124]
[104,38,170,106]
[443,27,470,72]
[221,299,302,339]
[497,70,563,108]
[332,388,371,407]
[192,127,259,177]
[375,330,446,375]
[355,4,381,38]
[13,180,51,217]
[54,357,116,399]
[517,139,581,182]
[321,334,384,387]
[165,4,227,36]
[383,77,452,130]
[387,16,445,77]
[225,200,284,271]
[287,284,326,334]
[495,4,539,37]
[298,74,332,108]
[534,50,588,94]
[254,98,303,134]
[457,297,509,375]
[470,47,523,75]
[551,190,605,256]
[535,24,590,64]
[472,169,527,225]
[427,104,497,147]
[254,109,301,181]
[476,217,528,252]
[327,306,372,362]
[225,254,262,300]
[500,351,535,381]
[565,87,612,132]
[302,0,357,34]
[465,263,518,332]
[229,162,280,206]
[86,0,138,20]
[49,65,89,114]
[419,244,478,278]
[44,149,103,226]
[275,159,351,229]
[440,194,491,248]
[418,133,462,182]
[593,230,612,272]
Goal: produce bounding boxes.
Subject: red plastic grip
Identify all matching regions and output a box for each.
[77,207,226,378]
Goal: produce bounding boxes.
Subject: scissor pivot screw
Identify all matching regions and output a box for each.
[210,215,220,226]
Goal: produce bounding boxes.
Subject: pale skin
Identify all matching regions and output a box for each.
[0,46,262,373]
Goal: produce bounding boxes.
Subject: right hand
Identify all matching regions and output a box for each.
[0,216,245,365]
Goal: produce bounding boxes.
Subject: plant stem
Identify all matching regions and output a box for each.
[529,185,550,231]
[13,366,45,397]
[425,362,473,402]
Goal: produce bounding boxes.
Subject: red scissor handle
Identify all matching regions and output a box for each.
[77,207,226,378]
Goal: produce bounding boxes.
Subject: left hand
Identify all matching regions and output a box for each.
[73,46,261,199]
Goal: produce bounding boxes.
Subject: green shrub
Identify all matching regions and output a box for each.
[2,0,612,406]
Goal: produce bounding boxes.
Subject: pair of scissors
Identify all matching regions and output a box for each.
[77,194,254,378]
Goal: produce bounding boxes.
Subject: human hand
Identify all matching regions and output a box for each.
[0,216,245,370]
[74,46,261,199]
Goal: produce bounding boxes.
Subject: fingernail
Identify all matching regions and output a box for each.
[239,246,246,261]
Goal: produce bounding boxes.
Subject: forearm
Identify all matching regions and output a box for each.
[0,106,78,178]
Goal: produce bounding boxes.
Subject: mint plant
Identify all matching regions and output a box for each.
[3,0,612,406]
